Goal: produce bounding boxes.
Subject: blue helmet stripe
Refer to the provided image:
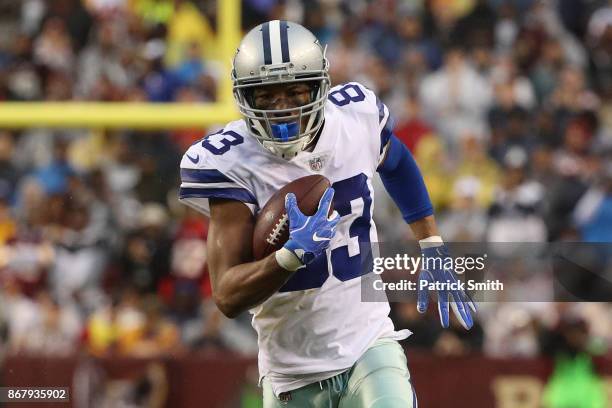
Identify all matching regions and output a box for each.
[280,20,290,63]
[262,22,272,65]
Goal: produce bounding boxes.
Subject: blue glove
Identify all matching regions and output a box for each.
[276,187,340,270]
[417,243,476,329]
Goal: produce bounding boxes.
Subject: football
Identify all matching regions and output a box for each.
[252,175,332,260]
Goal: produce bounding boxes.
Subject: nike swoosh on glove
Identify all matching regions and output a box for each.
[417,243,477,330]
[276,187,340,270]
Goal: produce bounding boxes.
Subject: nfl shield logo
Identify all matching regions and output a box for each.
[309,157,324,171]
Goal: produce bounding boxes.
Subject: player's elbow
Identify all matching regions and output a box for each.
[213,293,241,319]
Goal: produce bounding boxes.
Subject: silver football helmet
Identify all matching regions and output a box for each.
[232,20,330,158]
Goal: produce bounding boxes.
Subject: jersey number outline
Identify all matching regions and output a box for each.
[279,173,373,292]
[202,130,244,155]
[328,84,366,107]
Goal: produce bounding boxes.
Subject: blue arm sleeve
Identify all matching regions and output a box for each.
[377,134,434,223]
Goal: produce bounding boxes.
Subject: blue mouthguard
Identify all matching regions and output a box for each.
[270,122,299,141]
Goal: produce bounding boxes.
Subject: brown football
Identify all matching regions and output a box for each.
[252,175,332,260]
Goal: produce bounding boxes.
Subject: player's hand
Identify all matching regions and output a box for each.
[416,243,476,329]
[279,187,340,268]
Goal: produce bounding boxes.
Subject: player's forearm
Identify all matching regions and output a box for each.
[409,215,439,241]
[212,253,293,318]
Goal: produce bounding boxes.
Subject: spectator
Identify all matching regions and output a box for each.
[118,203,171,294]
[76,21,131,100]
[0,131,21,203]
[455,135,500,209]
[413,136,454,211]
[18,291,82,356]
[32,17,74,74]
[420,46,493,147]
[127,296,180,358]
[0,197,15,245]
[33,137,76,196]
[541,310,607,408]
[327,21,372,86]
[393,94,434,153]
[1,277,41,354]
[573,161,612,242]
[85,289,146,356]
[487,147,547,242]
[438,177,488,241]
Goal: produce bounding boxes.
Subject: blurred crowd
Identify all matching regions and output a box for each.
[0,0,612,363]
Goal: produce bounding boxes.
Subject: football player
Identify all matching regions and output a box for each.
[179,20,475,408]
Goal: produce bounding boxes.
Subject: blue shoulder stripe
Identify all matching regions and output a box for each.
[179,187,257,204]
[376,95,395,153]
[375,96,386,124]
[181,168,233,184]
[380,126,393,154]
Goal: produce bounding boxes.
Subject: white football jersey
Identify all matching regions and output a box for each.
[179,82,410,395]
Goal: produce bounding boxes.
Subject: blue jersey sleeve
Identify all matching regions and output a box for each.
[377,134,433,223]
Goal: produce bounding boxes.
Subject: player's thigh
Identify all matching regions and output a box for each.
[339,338,416,408]
[262,378,333,408]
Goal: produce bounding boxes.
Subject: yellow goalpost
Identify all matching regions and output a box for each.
[0,0,241,130]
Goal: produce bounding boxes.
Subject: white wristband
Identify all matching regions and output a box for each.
[275,247,304,271]
[418,235,444,250]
